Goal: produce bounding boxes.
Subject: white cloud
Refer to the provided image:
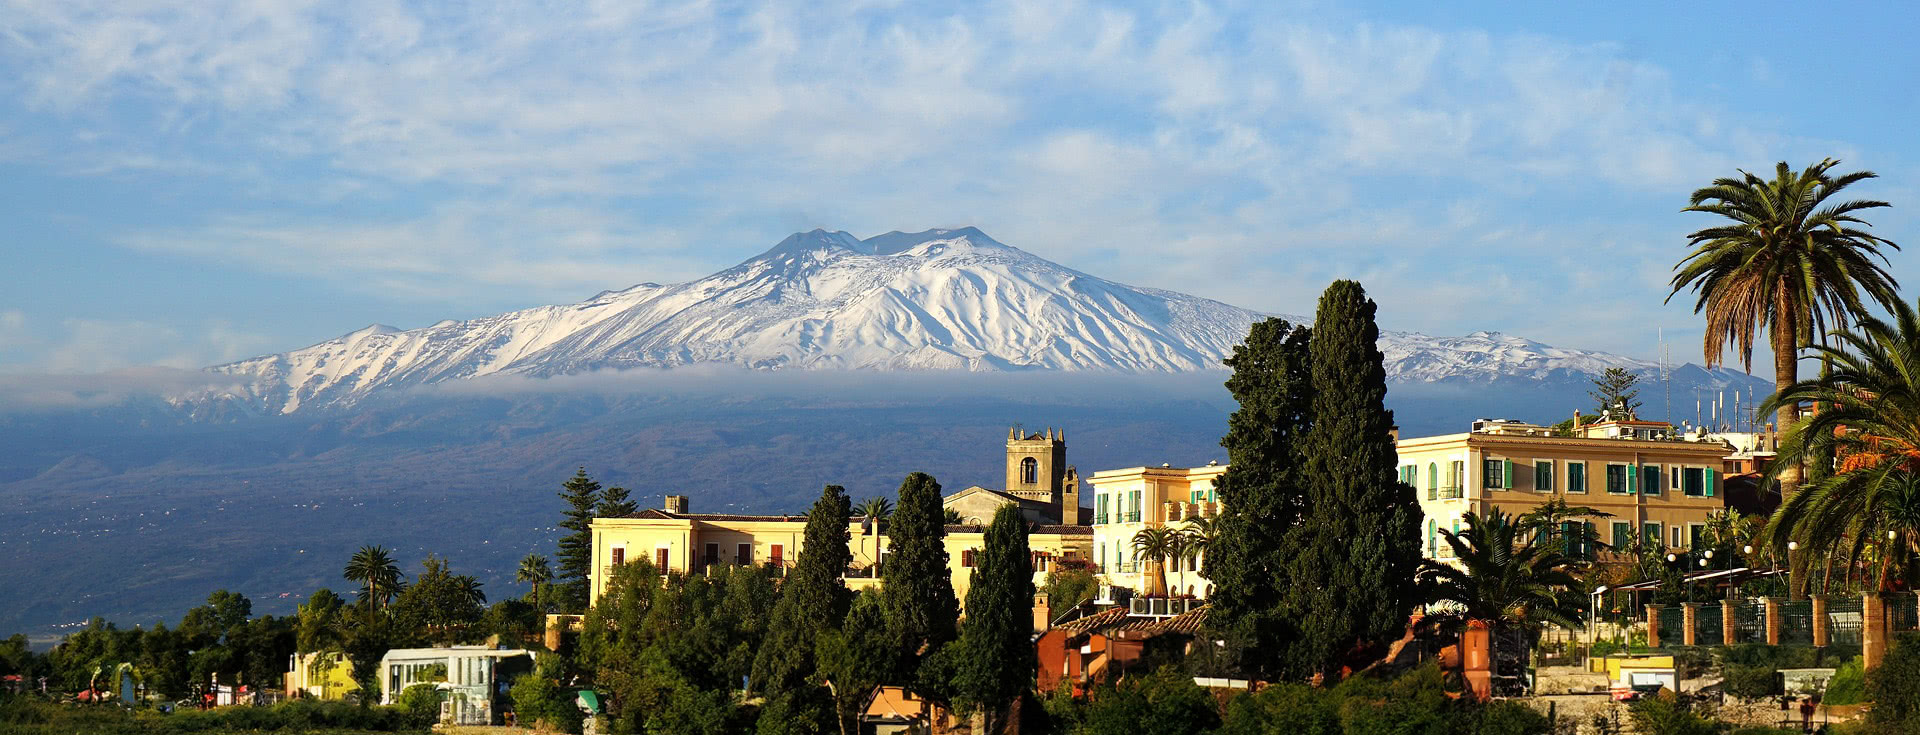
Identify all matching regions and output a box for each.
[0,311,278,374]
[0,0,1863,362]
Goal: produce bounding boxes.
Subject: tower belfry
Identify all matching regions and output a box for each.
[1006,424,1067,504]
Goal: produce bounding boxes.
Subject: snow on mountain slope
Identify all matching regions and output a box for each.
[204,227,1752,414]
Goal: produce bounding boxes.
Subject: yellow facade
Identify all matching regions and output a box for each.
[588,512,1092,605]
[1395,419,1732,564]
[1085,463,1226,598]
[285,652,358,700]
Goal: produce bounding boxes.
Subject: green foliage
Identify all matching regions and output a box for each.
[1823,656,1866,705]
[1416,509,1584,632]
[880,471,958,695]
[516,554,554,613]
[1042,566,1099,612]
[1627,696,1716,735]
[1866,633,1920,733]
[1077,666,1219,735]
[1206,316,1312,679]
[1289,280,1424,679]
[815,590,894,735]
[598,484,638,519]
[1474,700,1552,735]
[389,555,487,645]
[397,683,442,726]
[511,652,581,733]
[1721,664,1780,700]
[952,503,1035,730]
[1588,367,1643,418]
[1221,663,1544,735]
[0,696,425,734]
[556,468,605,613]
[752,484,853,735]
[343,546,402,614]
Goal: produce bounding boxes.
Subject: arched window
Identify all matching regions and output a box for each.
[1020,457,1038,484]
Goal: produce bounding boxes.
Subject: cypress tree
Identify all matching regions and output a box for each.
[881,472,959,690]
[597,485,638,518]
[753,485,853,735]
[1287,280,1423,679]
[952,503,1034,733]
[555,468,602,613]
[1202,317,1313,679]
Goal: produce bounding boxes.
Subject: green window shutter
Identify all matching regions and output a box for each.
[1503,459,1514,488]
[1705,468,1716,497]
[1626,464,1636,494]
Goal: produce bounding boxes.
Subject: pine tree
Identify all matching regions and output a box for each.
[555,468,603,613]
[952,504,1034,733]
[1202,317,1313,679]
[1286,280,1423,679]
[598,485,638,518]
[1588,367,1643,419]
[753,485,853,735]
[881,472,959,691]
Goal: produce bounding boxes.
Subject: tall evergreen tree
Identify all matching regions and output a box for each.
[598,485,638,518]
[1287,280,1423,679]
[1587,367,1643,419]
[952,504,1034,733]
[880,472,959,692]
[556,468,603,612]
[1203,317,1313,679]
[753,485,854,735]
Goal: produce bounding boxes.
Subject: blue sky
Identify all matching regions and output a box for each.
[3,0,1917,374]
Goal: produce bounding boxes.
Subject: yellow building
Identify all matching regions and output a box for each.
[588,427,1093,606]
[1086,462,1226,598]
[1394,418,1732,562]
[285,651,357,700]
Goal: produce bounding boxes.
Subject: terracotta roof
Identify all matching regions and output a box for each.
[943,523,1093,535]
[620,509,804,522]
[1053,606,1130,636]
[1056,604,1211,643]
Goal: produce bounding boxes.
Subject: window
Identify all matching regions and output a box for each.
[1671,526,1683,548]
[771,545,784,565]
[1428,462,1439,500]
[1689,524,1706,550]
[1020,457,1038,484]
[1683,467,1706,497]
[610,547,625,566]
[738,543,752,565]
[1641,465,1661,495]
[655,547,670,570]
[1450,461,1465,496]
[962,549,976,567]
[1534,461,1553,493]
[1095,494,1108,524]
[1606,464,1630,494]
[1427,519,1437,557]
[1613,521,1633,549]
[1642,522,1661,546]
[1568,462,1587,493]
[1097,544,1106,570]
[1484,459,1509,489]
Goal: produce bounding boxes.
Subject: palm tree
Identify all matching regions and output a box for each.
[516,554,552,612]
[1669,159,1901,488]
[1517,498,1612,559]
[343,545,401,615]
[1758,297,1920,591]
[1130,527,1179,596]
[1180,516,1215,596]
[853,497,894,521]
[1417,510,1584,631]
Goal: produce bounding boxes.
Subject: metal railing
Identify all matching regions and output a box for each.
[1780,600,1815,644]
[1440,486,1463,499]
[1658,607,1684,645]
[1123,511,1142,523]
[1129,597,1203,617]
[1695,605,1723,646]
[1735,601,1766,643]
[1828,597,1864,645]
[1888,592,1920,633]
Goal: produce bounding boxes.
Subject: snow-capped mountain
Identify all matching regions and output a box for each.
[205,227,1755,414]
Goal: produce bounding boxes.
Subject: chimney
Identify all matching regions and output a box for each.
[1032,593,1053,634]
[663,495,689,514]
[1389,426,1400,443]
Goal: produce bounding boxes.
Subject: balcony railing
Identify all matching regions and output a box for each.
[1440,486,1463,499]
[1093,514,1109,525]
[1123,511,1142,523]
[1162,501,1221,522]
[1129,596,1204,618]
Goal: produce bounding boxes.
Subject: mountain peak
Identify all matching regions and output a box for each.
[857,226,1002,255]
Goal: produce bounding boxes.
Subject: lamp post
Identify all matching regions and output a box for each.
[1788,541,1802,597]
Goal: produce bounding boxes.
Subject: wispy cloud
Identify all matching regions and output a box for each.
[0,0,1881,367]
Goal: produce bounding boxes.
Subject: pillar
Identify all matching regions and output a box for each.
[1722,599,1738,644]
[1864,593,1887,671]
[1462,621,1492,702]
[1812,595,1829,647]
[1682,603,1698,647]
[543,616,563,651]
[1765,597,1783,646]
[1645,604,1663,648]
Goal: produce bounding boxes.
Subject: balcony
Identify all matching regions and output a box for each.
[1440,486,1463,499]
[1162,501,1220,523]
[1129,596,1204,618]
[1093,514,1109,525]
[1123,511,1143,523]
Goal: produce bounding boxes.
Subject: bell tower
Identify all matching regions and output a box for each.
[1006,425,1067,504]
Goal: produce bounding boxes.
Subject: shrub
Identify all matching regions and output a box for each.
[1822,656,1866,706]
[1627,696,1716,735]
[1722,664,1780,700]
[397,683,443,727]
[1080,666,1220,735]
[1221,683,1338,735]
[1475,699,1550,735]
[1866,633,1920,734]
